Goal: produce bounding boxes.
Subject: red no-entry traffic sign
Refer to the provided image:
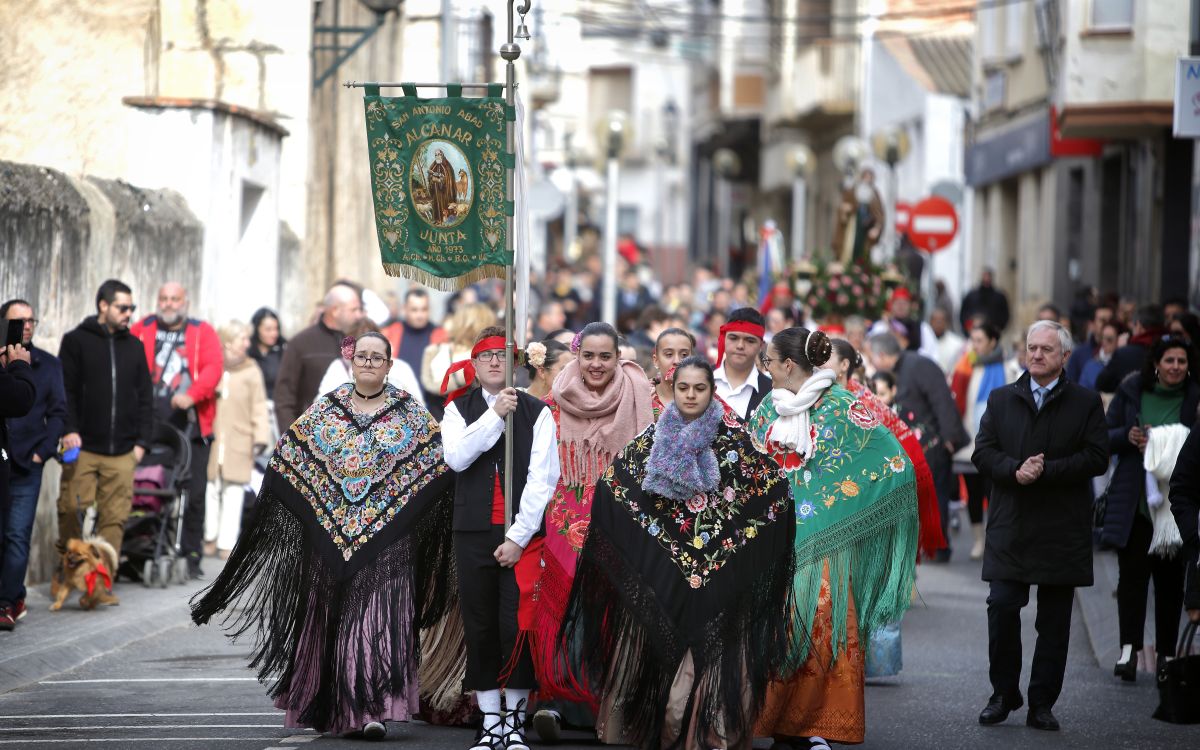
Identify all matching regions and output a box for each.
[894,201,913,235]
[908,196,958,253]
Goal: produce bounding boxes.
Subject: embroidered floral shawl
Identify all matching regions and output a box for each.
[191,384,456,732]
[747,383,918,662]
[559,410,797,749]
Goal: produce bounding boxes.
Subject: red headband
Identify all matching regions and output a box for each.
[716,321,766,368]
[441,336,513,405]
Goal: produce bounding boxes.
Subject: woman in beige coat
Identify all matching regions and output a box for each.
[206,321,272,558]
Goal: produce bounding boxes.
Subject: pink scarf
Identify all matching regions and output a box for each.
[551,359,653,486]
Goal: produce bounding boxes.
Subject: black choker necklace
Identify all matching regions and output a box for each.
[354,385,386,400]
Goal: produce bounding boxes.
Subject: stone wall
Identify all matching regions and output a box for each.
[0,160,203,585]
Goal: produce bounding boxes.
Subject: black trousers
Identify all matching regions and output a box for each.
[986,580,1074,708]
[963,473,991,525]
[455,526,535,691]
[927,448,953,551]
[181,438,211,559]
[1117,513,1185,652]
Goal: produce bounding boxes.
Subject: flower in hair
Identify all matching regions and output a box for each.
[526,341,547,369]
[570,330,584,354]
[340,336,356,360]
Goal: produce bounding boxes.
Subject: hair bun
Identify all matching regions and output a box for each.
[806,330,833,368]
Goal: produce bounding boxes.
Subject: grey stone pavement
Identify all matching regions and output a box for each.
[0,519,1193,749]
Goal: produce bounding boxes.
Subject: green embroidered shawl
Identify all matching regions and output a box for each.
[748,383,918,662]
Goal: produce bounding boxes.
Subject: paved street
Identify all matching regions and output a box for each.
[0,522,1193,749]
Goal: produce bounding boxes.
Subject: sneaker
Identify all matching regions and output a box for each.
[0,607,14,632]
[13,600,26,621]
[531,709,562,744]
[361,721,386,740]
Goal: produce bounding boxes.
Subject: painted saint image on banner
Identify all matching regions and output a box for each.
[410,140,472,229]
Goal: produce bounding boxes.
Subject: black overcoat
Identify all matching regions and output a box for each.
[972,372,1108,586]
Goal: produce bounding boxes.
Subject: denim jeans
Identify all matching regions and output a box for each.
[1,462,43,606]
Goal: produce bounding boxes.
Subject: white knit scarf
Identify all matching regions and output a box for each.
[768,368,837,458]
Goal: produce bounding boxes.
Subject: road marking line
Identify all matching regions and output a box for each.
[280,738,317,744]
[0,713,281,720]
[0,739,283,745]
[0,725,282,732]
[39,678,259,684]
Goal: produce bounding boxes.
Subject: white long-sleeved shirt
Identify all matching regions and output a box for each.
[440,390,560,548]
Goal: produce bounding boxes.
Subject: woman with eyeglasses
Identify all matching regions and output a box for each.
[528,321,654,741]
[747,327,918,750]
[316,321,426,409]
[192,331,457,741]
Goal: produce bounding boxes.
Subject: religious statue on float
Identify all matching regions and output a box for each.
[832,167,885,265]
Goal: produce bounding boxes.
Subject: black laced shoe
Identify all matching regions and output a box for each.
[468,712,505,750]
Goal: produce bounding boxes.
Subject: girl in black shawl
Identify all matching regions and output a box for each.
[560,356,798,749]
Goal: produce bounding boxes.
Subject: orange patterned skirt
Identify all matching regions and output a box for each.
[754,566,866,744]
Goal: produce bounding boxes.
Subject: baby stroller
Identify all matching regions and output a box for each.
[120,423,192,587]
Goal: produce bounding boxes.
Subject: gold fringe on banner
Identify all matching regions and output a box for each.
[383,263,509,292]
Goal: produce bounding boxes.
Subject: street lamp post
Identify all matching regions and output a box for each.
[712,148,741,279]
[602,113,626,326]
[787,144,816,264]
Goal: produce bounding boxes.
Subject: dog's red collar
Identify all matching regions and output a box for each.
[85,563,112,597]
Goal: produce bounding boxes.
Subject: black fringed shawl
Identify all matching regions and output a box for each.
[191,384,456,732]
[559,412,799,750]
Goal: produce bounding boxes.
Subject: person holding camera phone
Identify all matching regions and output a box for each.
[0,299,66,629]
[0,335,36,631]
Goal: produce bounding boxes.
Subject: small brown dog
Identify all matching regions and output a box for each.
[50,537,119,611]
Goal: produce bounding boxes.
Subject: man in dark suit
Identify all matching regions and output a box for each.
[972,320,1108,731]
[866,331,968,560]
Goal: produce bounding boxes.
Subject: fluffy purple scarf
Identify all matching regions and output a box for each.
[641,399,723,501]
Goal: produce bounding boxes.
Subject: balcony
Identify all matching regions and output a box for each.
[769,43,859,130]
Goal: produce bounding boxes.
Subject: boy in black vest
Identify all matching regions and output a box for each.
[441,327,560,750]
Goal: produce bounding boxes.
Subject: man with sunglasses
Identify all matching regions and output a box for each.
[439,326,559,750]
[0,299,66,628]
[57,279,153,563]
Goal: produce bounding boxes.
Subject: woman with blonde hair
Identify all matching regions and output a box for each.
[205,321,272,558]
[422,303,497,419]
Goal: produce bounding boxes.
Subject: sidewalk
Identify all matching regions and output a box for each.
[1076,548,1124,669]
[0,561,222,692]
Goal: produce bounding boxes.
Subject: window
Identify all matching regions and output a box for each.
[1005,2,1027,58]
[1090,0,1134,30]
[980,5,998,61]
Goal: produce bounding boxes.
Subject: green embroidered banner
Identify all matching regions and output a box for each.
[363,85,512,290]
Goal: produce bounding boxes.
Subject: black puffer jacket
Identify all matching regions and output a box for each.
[59,316,153,456]
[972,373,1109,586]
[1101,374,1200,550]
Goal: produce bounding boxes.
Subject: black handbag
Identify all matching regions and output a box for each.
[1153,620,1200,724]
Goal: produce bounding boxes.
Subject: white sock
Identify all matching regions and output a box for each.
[477,688,502,719]
[1118,644,1134,664]
[504,688,531,734]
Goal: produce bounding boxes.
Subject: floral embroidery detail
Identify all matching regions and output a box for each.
[600,420,789,588]
[271,384,446,561]
[848,399,881,429]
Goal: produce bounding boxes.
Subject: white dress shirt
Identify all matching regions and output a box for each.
[714,364,764,418]
[440,389,560,548]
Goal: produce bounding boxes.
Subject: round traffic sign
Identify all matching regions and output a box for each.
[908,195,958,253]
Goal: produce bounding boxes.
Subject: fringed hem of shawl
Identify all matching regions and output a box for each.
[559,524,800,750]
[190,484,457,733]
[418,605,469,712]
[557,441,618,490]
[529,551,597,705]
[791,481,918,665]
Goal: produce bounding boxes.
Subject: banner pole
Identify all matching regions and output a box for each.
[500,1,530,534]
